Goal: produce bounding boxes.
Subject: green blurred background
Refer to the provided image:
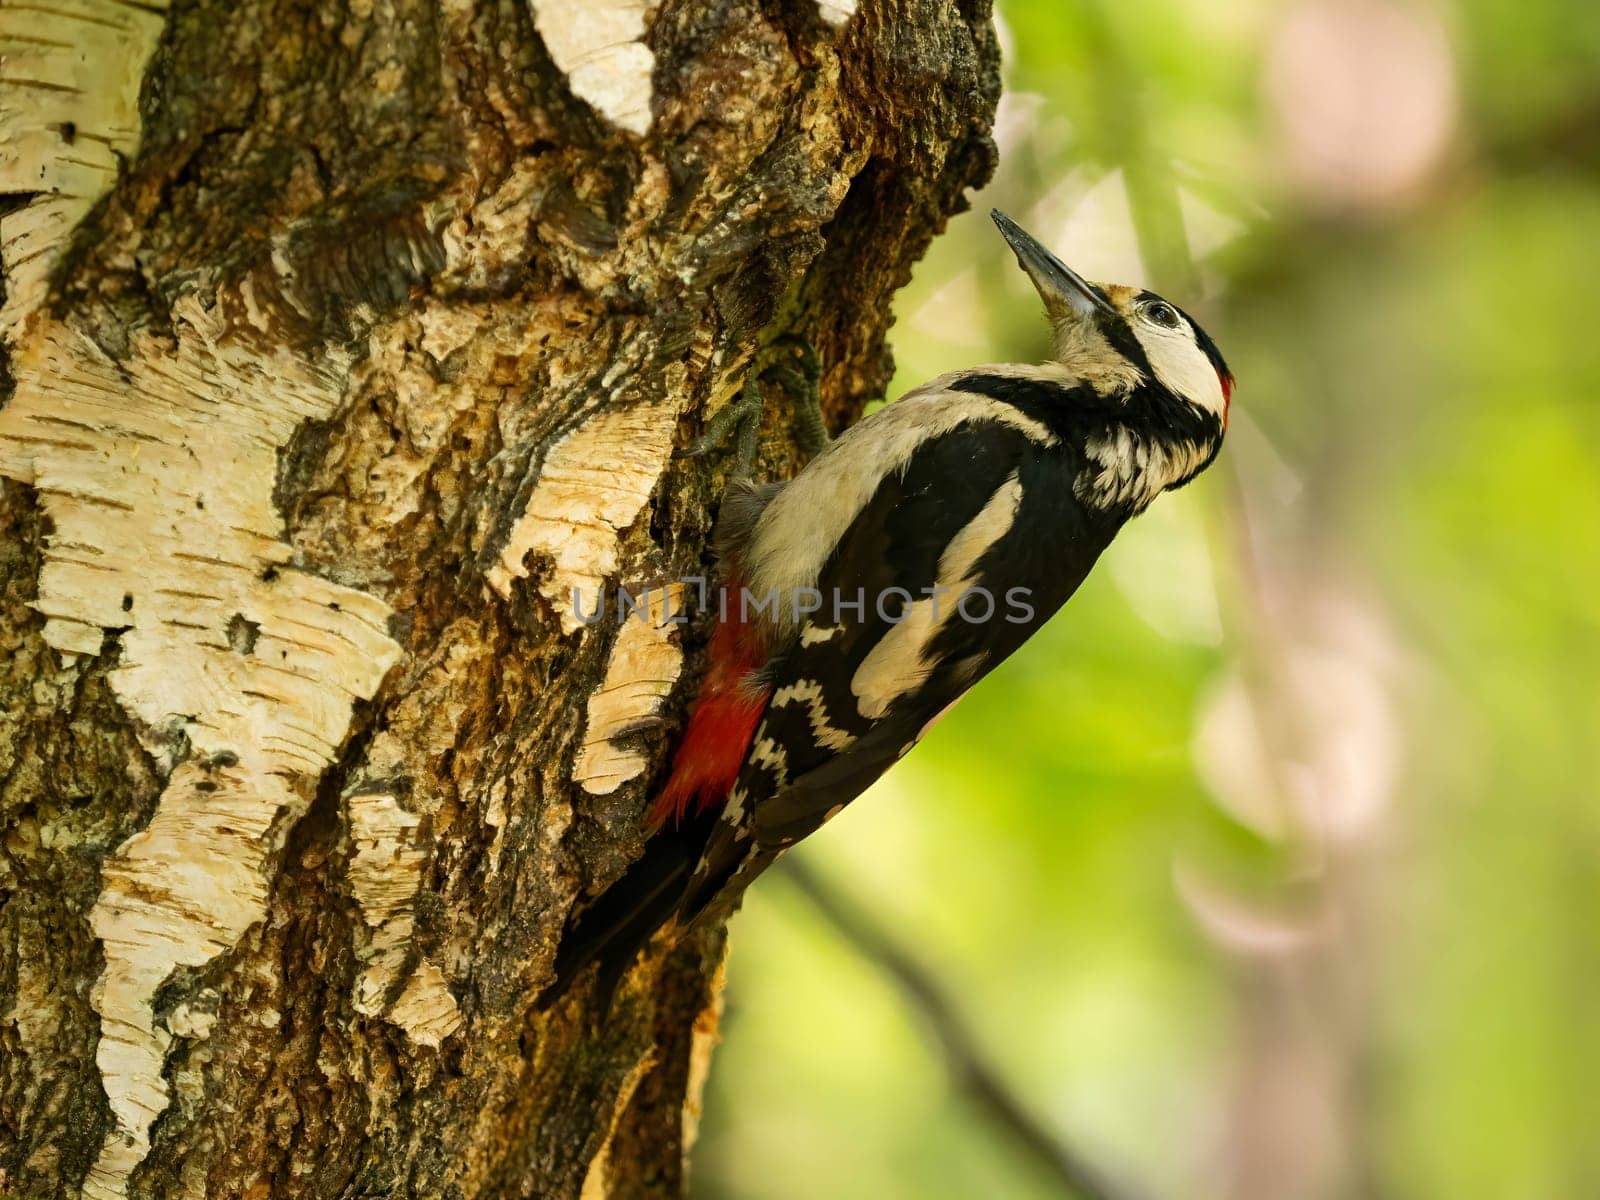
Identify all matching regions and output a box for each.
[695,1,1600,1196]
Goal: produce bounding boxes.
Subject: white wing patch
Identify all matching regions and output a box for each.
[851,472,1023,720]
[770,679,857,752]
[745,376,1057,633]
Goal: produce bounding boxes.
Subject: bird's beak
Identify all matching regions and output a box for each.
[990,209,1115,323]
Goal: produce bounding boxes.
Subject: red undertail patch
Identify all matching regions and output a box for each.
[649,586,771,828]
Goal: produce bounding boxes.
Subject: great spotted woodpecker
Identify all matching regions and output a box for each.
[547,210,1233,1003]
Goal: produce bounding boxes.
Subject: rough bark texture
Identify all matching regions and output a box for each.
[0,1,998,1196]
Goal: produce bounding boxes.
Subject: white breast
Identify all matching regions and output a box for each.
[1078,431,1212,511]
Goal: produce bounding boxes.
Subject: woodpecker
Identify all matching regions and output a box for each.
[547,209,1233,1003]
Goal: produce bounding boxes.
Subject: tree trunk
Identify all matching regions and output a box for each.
[0,1,997,1196]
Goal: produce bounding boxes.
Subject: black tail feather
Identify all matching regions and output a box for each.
[540,817,713,1010]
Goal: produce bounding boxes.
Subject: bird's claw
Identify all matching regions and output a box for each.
[681,336,828,477]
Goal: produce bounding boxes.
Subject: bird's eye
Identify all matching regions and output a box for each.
[1145,301,1180,328]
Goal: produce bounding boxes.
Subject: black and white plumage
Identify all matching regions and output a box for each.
[547,210,1234,1003]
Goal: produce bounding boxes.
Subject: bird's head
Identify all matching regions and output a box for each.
[991,209,1234,431]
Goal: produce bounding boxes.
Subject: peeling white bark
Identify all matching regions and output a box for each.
[573,585,685,794]
[527,0,660,136]
[0,310,400,1197]
[0,0,170,337]
[388,959,464,1050]
[347,790,462,1048]
[578,1049,658,1200]
[348,792,426,1003]
[816,0,858,27]
[487,398,681,634]
[679,962,724,1157]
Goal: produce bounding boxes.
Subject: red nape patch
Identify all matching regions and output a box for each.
[648,590,771,829]
[1220,371,1235,430]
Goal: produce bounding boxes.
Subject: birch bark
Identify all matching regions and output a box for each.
[0,2,998,1194]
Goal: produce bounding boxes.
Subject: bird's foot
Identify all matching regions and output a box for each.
[679,337,827,476]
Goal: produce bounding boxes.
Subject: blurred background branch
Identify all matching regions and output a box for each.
[777,857,1142,1200]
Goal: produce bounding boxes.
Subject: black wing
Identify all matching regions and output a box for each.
[678,419,1118,922]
